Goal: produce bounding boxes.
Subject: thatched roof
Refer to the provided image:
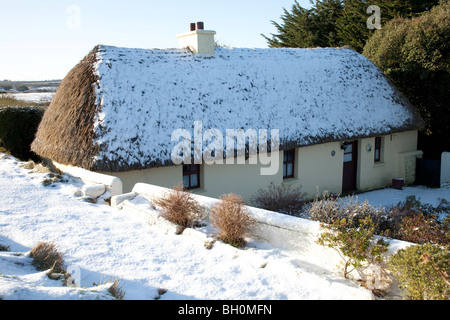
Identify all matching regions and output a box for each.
[32,45,424,172]
[32,46,100,170]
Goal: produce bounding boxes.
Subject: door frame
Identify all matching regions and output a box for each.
[342,140,358,193]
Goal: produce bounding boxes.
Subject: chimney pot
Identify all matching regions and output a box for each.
[196,22,204,30]
[190,23,196,31]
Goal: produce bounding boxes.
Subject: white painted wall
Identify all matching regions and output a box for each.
[102,130,421,203]
[441,152,450,187]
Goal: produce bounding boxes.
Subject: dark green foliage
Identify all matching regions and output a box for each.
[263,0,440,52]
[335,0,371,52]
[263,0,344,48]
[389,243,449,300]
[0,105,44,161]
[262,1,318,48]
[363,2,450,159]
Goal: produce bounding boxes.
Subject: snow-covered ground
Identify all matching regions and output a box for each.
[0,153,448,300]
[0,92,55,103]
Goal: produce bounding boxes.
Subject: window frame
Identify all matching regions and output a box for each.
[283,149,295,179]
[374,137,382,162]
[182,164,200,190]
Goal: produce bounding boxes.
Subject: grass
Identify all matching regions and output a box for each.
[29,241,66,274]
[29,241,127,299]
[0,96,47,109]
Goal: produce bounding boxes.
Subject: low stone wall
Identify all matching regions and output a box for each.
[112,182,413,296]
[50,161,123,196]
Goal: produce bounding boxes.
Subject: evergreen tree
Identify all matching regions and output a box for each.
[335,0,369,52]
[263,0,441,52]
[262,1,318,48]
[263,0,344,48]
[379,0,442,18]
[311,0,345,47]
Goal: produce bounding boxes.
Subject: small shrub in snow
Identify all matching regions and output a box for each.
[251,182,305,216]
[210,193,256,248]
[108,280,126,300]
[29,241,66,274]
[93,279,126,300]
[385,196,449,245]
[155,288,168,300]
[389,243,449,300]
[308,196,388,234]
[316,216,388,279]
[154,185,202,228]
[397,213,448,245]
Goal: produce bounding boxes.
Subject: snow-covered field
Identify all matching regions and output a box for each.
[0,92,55,103]
[0,153,449,300]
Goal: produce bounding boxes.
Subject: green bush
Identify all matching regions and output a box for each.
[0,105,44,161]
[363,2,450,159]
[317,216,388,279]
[389,243,449,300]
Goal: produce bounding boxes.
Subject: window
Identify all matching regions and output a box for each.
[183,164,200,190]
[283,149,295,179]
[374,137,382,162]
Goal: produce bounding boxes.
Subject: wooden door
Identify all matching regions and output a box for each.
[342,141,358,193]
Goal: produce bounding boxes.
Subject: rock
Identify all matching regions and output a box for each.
[82,184,106,198]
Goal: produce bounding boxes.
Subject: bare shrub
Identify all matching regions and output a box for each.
[29,241,66,274]
[251,182,305,216]
[93,279,126,300]
[384,196,450,245]
[108,280,126,300]
[308,196,388,234]
[210,193,256,248]
[154,185,202,228]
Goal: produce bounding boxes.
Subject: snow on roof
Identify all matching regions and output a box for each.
[33,45,424,172]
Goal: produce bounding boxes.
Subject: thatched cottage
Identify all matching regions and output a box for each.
[32,23,424,202]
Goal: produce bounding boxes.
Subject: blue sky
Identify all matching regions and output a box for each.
[0,0,313,81]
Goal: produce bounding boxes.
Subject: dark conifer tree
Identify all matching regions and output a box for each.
[263,0,441,52]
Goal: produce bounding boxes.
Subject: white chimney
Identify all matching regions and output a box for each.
[177,22,216,55]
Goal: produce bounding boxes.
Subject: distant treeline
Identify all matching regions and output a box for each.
[0,80,61,93]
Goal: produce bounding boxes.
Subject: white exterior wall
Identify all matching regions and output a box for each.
[101,130,421,202]
[358,130,421,191]
[295,142,343,199]
[441,152,450,187]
